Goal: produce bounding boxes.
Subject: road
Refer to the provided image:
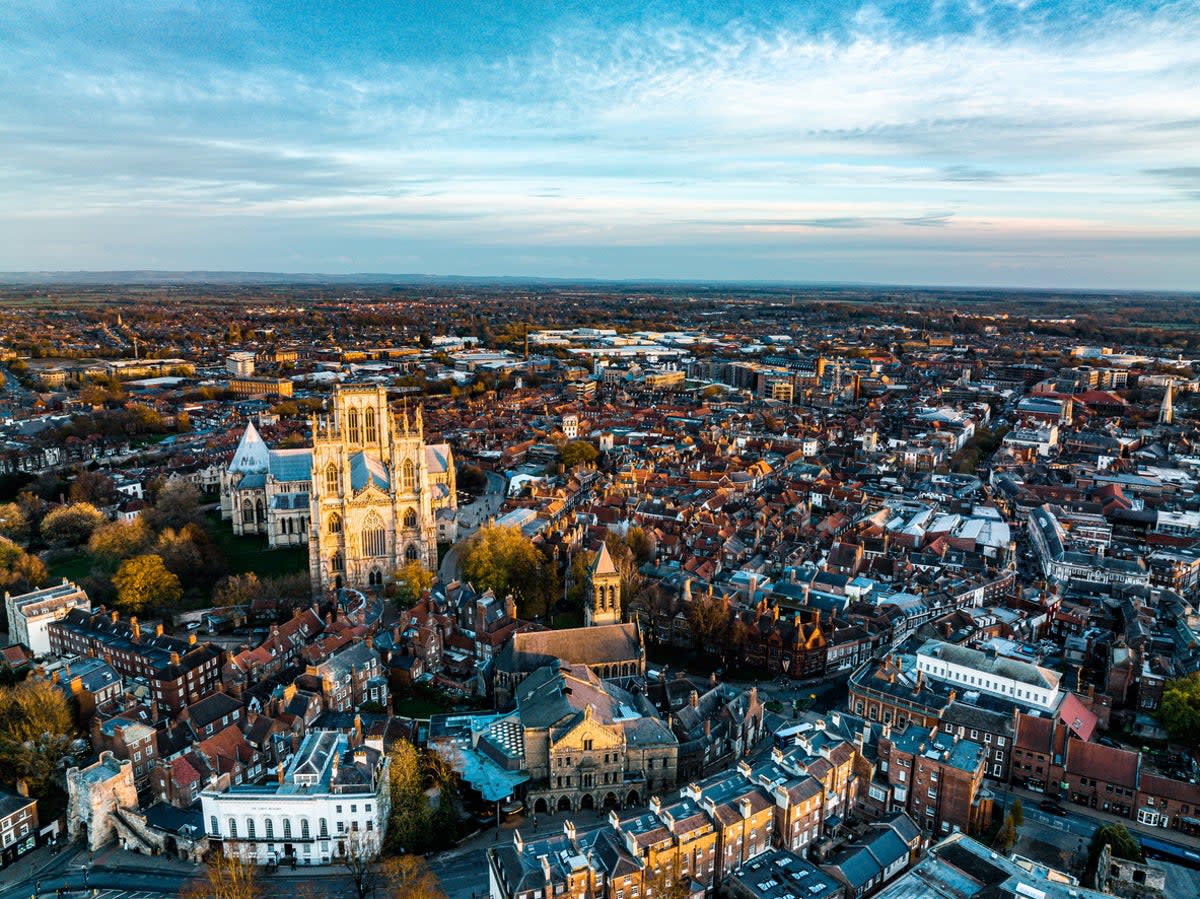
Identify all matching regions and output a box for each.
[440,471,507,583]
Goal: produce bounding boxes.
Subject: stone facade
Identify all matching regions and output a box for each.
[66,751,138,851]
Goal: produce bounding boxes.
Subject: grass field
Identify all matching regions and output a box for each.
[46,551,95,582]
[202,511,308,578]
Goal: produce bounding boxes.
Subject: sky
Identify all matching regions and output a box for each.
[1,0,1198,289]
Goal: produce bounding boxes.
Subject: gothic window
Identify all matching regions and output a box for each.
[369,568,383,586]
[402,459,416,491]
[404,507,418,529]
[405,544,420,562]
[324,463,338,494]
[241,499,253,521]
[361,512,386,557]
[328,512,342,534]
[348,407,360,444]
[331,551,344,572]
[364,406,377,443]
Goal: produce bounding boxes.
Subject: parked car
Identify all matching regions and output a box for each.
[1040,799,1068,817]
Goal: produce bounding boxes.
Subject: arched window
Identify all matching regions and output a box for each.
[246,818,256,839]
[242,499,253,521]
[347,407,360,444]
[364,406,377,443]
[405,544,420,562]
[301,819,310,840]
[402,459,416,491]
[331,551,344,572]
[324,464,338,494]
[265,818,274,840]
[403,507,418,529]
[283,819,292,840]
[210,815,219,836]
[369,568,383,586]
[319,818,329,839]
[328,512,342,534]
[229,818,238,838]
[361,512,386,557]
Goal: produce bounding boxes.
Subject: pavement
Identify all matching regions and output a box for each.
[0,843,201,899]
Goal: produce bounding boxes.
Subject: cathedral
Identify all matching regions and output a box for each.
[221,384,456,596]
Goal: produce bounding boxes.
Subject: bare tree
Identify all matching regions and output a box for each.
[181,852,262,899]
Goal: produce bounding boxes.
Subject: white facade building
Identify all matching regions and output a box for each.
[915,639,1062,712]
[201,730,390,866]
[4,580,90,656]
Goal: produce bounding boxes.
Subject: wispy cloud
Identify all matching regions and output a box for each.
[0,1,1197,286]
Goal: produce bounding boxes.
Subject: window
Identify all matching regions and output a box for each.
[361,512,387,557]
[404,508,418,529]
[331,551,344,572]
[283,819,292,839]
[229,819,238,838]
[403,459,416,491]
[210,816,219,836]
[319,819,329,838]
[328,512,342,534]
[997,737,1006,747]
[265,819,274,840]
[301,819,310,839]
[406,544,419,562]
[325,464,338,494]
[247,819,256,839]
[364,406,377,443]
[348,407,360,443]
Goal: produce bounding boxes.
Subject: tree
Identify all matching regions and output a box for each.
[1159,672,1200,745]
[39,502,105,547]
[1085,823,1142,887]
[340,831,384,899]
[392,559,434,608]
[0,678,76,795]
[378,854,446,899]
[387,741,432,854]
[0,537,48,594]
[0,503,29,544]
[686,594,729,650]
[457,464,488,496]
[155,524,224,585]
[87,518,150,565]
[1010,798,1024,827]
[181,853,262,899]
[992,813,1017,852]
[642,859,691,899]
[460,525,558,619]
[212,572,261,607]
[144,479,202,532]
[113,554,182,613]
[560,440,599,469]
[68,469,116,505]
[625,526,654,565]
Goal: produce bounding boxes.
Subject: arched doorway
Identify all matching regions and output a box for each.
[625,790,639,807]
[534,798,548,814]
[603,792,619,810]
[334,574,343,590]
[557,796,572,812]
[580,794,594,811]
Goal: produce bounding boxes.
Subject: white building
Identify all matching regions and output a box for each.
[915,639,1062,712]
[227,352,256,377]
[4,580,90,656]
[201,730,390,866]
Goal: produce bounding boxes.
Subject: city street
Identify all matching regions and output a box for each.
[440,471,507,583]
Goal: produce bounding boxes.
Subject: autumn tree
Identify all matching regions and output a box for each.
[992,813,1017,852]
[379,855,447,899]
[625,526,655,565]
[392,559,434,608]
[1159,672,1200,745]
[1010,798,1024,827]
[460,525,558,620]
[87,518,150,565]
[212,572,262,607]
[68,468,116,505]
[386,741,433,854]
[144,479,202,532]
[0,503,30,544]
[560,440,599,469]
[113,554,182,613]
[181,853,262,899]
[0,677,76,795]
[686,593,729,650]
[0,537,48,594]
[39,502,105,547]
[1085,823,1142,887]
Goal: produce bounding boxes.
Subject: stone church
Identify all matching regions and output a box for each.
[221,383,456,596]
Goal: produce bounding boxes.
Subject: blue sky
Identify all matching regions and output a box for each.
[1,0,1198,288]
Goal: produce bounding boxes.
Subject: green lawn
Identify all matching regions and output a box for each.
[46,551,96,583]
[202,511,308,578]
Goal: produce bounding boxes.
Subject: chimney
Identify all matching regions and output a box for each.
[564,819,577,845]
[130,616,140,640]
[514,829,523,852]
[170,651,181,666]
[50,670,59,685]
[15,779,28,798]
[690,690,699,709]
[540,855,551,882]
[354,713,363,747]
[155,624,164,637]
[277,764,285,785]
[111,610,119,623]
[739,797,753,820]
[188,633,197,645]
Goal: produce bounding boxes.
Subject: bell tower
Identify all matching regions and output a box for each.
[585,542,621,627]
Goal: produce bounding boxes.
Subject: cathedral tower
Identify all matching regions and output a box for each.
[585,542,621,627]
[308,384,438,596]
